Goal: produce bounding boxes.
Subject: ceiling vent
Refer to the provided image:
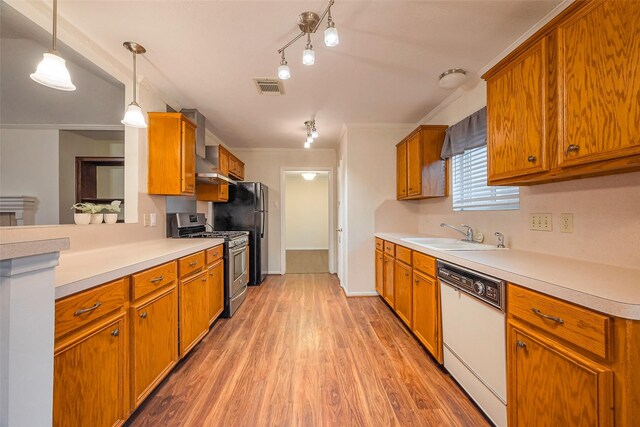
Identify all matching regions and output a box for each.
[254,78,284,95]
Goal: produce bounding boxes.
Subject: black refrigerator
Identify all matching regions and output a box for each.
[213,182,268,285]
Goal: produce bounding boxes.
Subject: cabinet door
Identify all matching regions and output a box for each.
[219,147,229,176]
[179,271,209,356]
[181,119,196,194]
[54,314,127,427]
[394,261,413,327]
[208,259,225,324]
[413,271,440,361]
[487,38,548,181]
[557,0,640,167]
[406,133,422,196]
[383,254,395,308]
[131,288,178,408]
[508,323,614,427]
[396,142,407,199]
[375,250,384,295]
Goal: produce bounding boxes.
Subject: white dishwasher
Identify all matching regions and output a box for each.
[438,261,507,427]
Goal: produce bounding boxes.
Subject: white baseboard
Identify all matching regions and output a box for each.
[266,271,283,275]
[344,291,379,297]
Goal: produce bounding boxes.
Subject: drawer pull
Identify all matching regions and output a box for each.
[189,261,198,267]
[531,308,564,324]
[111,328,120,337]
[74,301,102,316]
[516,340,527,349]
[150,275,164,284]
[404,272,409,277]
[202,277,207,283]
[567,144,580,153]
[140,312,148,319]
[527,155,537,162]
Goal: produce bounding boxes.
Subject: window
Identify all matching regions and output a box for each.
[451,146,519,211]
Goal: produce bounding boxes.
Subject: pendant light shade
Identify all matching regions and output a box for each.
[121,42,147,129]
[324,27,339,47]
[31,52,76,91]
[302,47,315,65]
[31,0,75,91]
[278,52,291,80]
[304,142,311,149]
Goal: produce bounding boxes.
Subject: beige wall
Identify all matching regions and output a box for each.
[233,148,337,274]
[285,173,329,250]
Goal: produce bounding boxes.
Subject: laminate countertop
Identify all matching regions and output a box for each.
[376,232,640,320]
[55,238,224,299]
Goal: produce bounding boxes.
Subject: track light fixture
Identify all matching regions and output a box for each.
[276,0,339,79]
[304,120,318,147]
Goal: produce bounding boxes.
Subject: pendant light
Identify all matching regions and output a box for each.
[302,33,315,66]
[121,42,147,129]
[324,5,339,47]
[278,51,291,80]
[30,0,76,91]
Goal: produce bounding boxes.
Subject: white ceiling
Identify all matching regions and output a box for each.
[27,1,561,148]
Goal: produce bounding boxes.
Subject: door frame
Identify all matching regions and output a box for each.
[280,167,335,275]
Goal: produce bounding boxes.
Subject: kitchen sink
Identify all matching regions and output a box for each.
[402,237,503,251]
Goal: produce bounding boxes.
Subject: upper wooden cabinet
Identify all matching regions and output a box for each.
[483,0,640,185]
[396,125,448,200]
[228,154,245,180]
[148,112,197,195]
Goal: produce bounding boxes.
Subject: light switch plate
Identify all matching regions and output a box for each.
[150,213,157,227]
[143,213,150,227]
[560,213,573,233]
[529,213,552,231]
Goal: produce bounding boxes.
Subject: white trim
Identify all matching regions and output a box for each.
[232,147,337,153]
[344,291,379,297]
[0,124,124,131]
[343,123,416,130]
[280,167,336,276]
[266,270,283,275]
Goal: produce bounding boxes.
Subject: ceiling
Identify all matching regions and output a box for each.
[14,1,561,148]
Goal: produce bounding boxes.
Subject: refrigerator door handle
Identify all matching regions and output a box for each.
[260,211,265,238]
[260,186,265,212]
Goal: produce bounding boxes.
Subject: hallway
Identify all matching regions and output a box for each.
[126,274,489,426]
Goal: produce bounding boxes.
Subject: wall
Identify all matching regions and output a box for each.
[233,148,337,274]
[339,124,419,296]
[0,128,60,224]
[416,80,640,269]
[285,173,329,250]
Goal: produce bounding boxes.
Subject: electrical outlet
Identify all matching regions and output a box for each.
[150,213,157,227]
[529,213,552,231]
[143,213,150,227]
[560,213,573,233]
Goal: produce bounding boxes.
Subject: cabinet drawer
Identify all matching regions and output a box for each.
[132,261,177,301]
[178,251,205,278]
[206,245,224,265]
[396,246,412,265]
[55,278,126,339]
[508,284,612,359]
[384,241,395,257]
[413,252,436,277]
[375,238,384,251]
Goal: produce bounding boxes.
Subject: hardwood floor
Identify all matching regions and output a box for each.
[126,274,490,427]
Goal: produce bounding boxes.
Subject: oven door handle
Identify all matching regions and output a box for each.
[230,245,246,256]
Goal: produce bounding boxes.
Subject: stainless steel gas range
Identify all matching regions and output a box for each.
[169,213,249,317]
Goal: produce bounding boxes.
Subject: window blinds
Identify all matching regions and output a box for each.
[451,146,520,211]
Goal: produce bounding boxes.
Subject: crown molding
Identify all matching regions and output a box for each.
[230,147,337,153]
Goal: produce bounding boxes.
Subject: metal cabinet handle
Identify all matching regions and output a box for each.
[202,277,207,282]
[516,340,526,349]
[404,272,409,277]
[531,308,564,324]
[74,301,102,316]
[140,312,148,319]
[150,275,164,283]
[189,261,198,267]
[415,278,419,283]
[527,155,537,162]
[111,329,120,337]
[567,144,580,153]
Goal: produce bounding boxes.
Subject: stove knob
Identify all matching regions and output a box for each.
[473,281,485,295]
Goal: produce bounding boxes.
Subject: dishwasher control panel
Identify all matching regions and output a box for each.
[437,261,505,311]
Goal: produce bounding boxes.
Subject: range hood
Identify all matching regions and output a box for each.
[181,109,237,185]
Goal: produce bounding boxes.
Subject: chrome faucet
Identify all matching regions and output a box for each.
[441,223,475,242]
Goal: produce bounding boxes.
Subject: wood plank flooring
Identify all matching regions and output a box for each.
[126,274,490,427]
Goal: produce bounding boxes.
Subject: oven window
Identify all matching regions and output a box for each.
[233,250,245,279]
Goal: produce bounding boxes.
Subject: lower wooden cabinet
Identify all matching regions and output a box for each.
[507,321,614,426]
[54,312,128,427]
[130,286,178,408]
[412,270,441,363]
[375,249,384,295]
[208,259,225,324]
[383,253,395,308]
[179,270,209,356]
[394,260,413,327]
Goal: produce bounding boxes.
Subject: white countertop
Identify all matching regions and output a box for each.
[55,238,224,299]
[376,232,640,320]
[0,238,70,261]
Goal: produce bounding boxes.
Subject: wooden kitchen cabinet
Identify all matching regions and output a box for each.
[147,112,197,195]
[483,0,640,185]
[208,259,225,325]
[197,181,228,202]
[54,312,128,427]
[179,269,209,357]
[130,286,178,408]
[394,259,413,328]
[228,154,245,181]
[396,125,448,200]
[413,270,441,363]
[383,253,395,308]
[375,249,384,296]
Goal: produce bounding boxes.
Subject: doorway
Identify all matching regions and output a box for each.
[281,170,333,274]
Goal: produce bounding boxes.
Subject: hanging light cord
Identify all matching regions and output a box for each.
[132,50,137,104]
[52,0,58,52]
